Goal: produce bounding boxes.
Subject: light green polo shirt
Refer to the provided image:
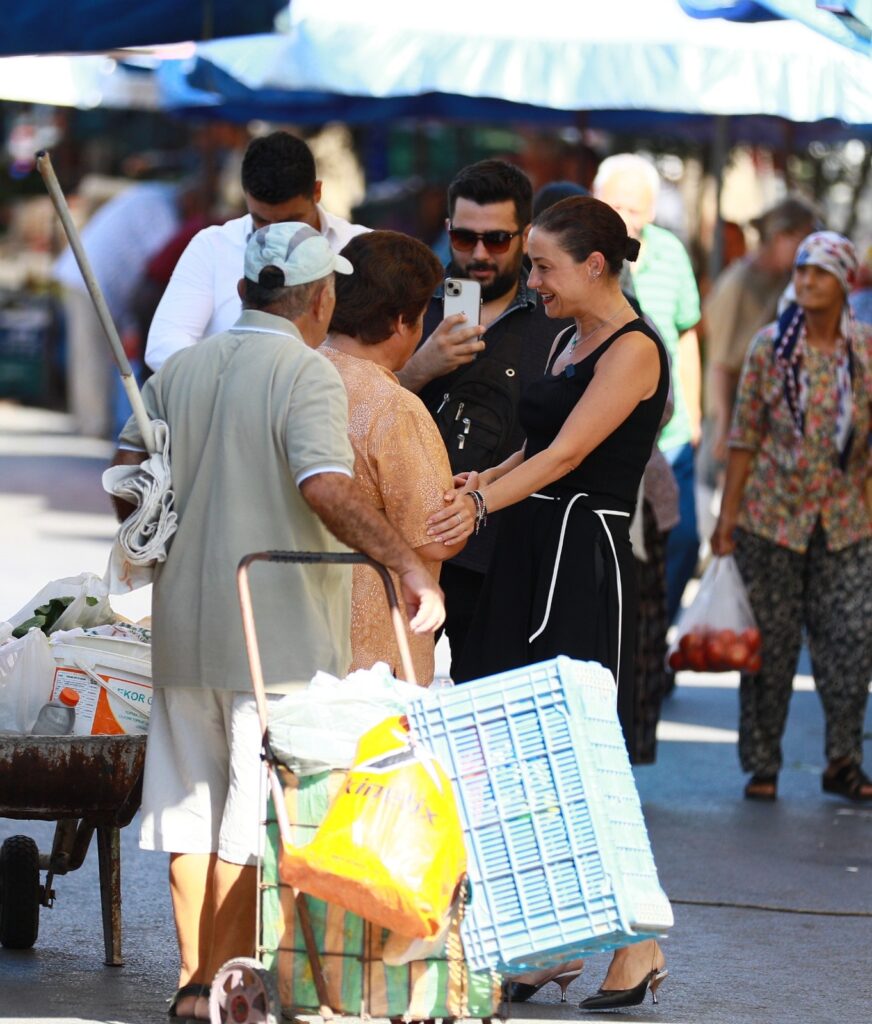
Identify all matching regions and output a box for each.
[120,310,355,693]
[632,223,701,451]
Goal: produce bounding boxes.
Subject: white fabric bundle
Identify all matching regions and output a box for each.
[102,419,177,593]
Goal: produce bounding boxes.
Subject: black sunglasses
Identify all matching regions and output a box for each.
[448,226,522,254]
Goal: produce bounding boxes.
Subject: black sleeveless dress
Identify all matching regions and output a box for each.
[454,317,669,748]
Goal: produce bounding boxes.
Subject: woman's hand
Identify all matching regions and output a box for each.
[447,470,479,498]
[427,491,477,545]
[710,511,737,557]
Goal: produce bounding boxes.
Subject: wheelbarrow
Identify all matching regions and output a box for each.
[0,733,145,965]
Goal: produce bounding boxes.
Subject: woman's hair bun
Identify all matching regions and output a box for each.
[625,237,641,262]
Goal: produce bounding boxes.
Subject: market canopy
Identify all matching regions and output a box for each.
[0,1,288,57]
[678,1,871,57]
[156,0,872,144]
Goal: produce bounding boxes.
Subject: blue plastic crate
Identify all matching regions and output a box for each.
[406,657,672,974]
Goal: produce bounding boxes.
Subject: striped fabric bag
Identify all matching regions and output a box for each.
[260,768,500,1019]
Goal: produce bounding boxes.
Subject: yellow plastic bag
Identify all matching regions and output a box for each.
[280,715,466,938]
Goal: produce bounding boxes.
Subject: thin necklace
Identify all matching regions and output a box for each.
[569,303,630,352]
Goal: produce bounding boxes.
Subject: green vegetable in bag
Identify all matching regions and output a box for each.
[12,596,98,638]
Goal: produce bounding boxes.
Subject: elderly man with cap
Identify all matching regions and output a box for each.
[111,223,444,1022]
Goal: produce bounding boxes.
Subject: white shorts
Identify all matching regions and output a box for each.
[139,688,280,866]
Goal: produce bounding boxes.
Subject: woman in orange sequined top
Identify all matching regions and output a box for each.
[322,231,465,685]
[713,231,872,804]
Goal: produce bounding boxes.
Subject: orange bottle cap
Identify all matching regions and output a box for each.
[59,687,80,707]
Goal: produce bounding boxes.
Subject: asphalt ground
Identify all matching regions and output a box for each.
[1,402,870,1024]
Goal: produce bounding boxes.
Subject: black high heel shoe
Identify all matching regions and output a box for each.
[503,964,583,1003]
[579,967,667,1011]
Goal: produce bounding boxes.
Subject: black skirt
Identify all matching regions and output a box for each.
[454,488,638,750]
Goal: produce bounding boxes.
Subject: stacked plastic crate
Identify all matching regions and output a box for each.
[406,656,673,974]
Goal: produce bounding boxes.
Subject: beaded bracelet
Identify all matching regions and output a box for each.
[468,489,488,535]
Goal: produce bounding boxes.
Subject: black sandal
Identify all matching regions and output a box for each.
[822,762,872,803]
[168,982,210,1021]
[744,774,777,801]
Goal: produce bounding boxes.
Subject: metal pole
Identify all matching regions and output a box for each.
[36,150,156,453]
[706,115,730,288]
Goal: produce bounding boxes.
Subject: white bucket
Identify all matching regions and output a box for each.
[49,634,152,736]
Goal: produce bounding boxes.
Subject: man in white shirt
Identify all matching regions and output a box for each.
[145,131,369,371]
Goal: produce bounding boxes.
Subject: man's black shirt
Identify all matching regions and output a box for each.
[419,273,572,573]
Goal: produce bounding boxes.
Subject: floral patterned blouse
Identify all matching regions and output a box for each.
[322,343,453,685]
[729,320,872,553]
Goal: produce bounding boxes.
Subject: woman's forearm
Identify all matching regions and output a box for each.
[720,447,754,521]
[427,443,576,544]
[710,447,754,556]
[480,447,526,486]
[480,445,578,514]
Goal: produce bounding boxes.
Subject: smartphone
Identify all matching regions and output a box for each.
[443,277,482,329]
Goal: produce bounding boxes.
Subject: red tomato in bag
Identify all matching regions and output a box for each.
[704,633,727,670]
[685,632,708,671]
[726,640,750,670]
[742,628,762,654]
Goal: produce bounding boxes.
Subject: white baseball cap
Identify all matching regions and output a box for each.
[244,222,353,286]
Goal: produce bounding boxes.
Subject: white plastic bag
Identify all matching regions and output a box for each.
[8,573,114,636]
[268,662,424,775]
[0,629,55,733]
[667,555,760,673]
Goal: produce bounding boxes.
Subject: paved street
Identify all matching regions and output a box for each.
[1,401,870,1024]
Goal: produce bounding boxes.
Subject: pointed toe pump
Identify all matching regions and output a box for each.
[579,967,667,1011]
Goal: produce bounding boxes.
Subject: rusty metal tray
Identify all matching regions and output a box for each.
[0,733,145,825]
[0,733,146,962]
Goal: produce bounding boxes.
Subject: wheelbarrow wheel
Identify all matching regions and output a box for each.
[0,835,40,949]
[209,957,280,1024]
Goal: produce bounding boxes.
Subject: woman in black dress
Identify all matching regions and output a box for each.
[427,196,670,1010]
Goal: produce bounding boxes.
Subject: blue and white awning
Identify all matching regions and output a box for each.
[155,0,872,142]
[679,1,870,58]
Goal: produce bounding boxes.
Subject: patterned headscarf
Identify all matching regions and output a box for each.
[794,230,858,294]
[773,231,858,469]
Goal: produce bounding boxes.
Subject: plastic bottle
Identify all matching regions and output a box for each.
[30,687,79,736]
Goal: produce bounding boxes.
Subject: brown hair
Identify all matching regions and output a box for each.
[330,231,444,344]
[533,195,639,274]
[751,196,821,243]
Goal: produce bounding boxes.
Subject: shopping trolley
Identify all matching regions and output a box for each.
[208,550,500,1024]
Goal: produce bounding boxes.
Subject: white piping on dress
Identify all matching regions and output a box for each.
[592,509,631,688]
[529,492,587,642]
[528,492,630,688]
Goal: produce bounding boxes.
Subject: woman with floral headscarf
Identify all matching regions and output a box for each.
[712,231,872,803]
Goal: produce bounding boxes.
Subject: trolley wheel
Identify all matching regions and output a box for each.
[0,835,40,949]
[209,957,280,1024]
